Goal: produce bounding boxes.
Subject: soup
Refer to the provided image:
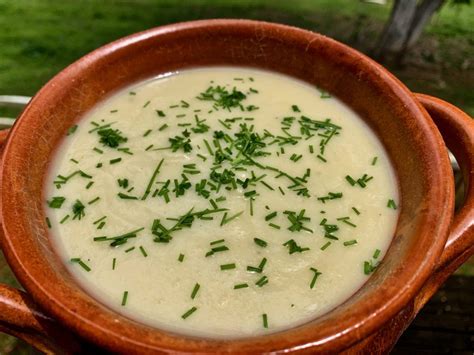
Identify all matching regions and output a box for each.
[45,67,399,338]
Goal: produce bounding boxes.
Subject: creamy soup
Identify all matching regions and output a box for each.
[45,67,399,338]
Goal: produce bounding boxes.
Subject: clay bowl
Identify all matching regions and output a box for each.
[0,20,473,354]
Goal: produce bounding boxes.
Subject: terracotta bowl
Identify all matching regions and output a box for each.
[0,20,473,354]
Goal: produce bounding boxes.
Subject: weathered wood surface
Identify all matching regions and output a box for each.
[392,275,474,354]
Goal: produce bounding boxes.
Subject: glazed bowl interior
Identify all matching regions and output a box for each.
[0,20,453,352]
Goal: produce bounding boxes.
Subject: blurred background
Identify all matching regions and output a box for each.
[0,0,472,353]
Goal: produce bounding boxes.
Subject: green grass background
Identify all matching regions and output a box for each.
[1,0,473,116]
[0,0,472,352]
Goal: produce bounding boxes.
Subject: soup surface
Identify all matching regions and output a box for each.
[45,67,399,338]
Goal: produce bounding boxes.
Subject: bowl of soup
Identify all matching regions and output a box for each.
[0,20,472,353]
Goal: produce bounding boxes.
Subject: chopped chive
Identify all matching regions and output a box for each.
[197,153,207,161]
[320,90,331,98]
[117,192,138,200]
[352,207,360,215]
[67,125,78,135]
[337,217,357,227]
[110,157,122,164]
[143,100,150,108]
[283,239,310,254]
[278,186,285,195]
[260,180,274,191]
[88,197,100,205]
[110,109,118,113]
[45,217,51,229]
[320,241,331,250]
[181,306,197,319]
[309,267,322,289]
[210,239,225,245]
[268,223,281,229]
[247,265,262,273]
[47,196,66,209]
[254,238,268,248]
[372,156,378,165]
[141,158,164,200]
[70,158,79,164]
[93,216,106,225]
[262,313,268,328]
[139,246,148,257]
[112,258,116,270]
[158,123,168,131]
[70,258,91,272]
[220,263,236,270]
[178,253,185,262]
[255,275,269,287]
[343,239,358,246]
[309,145,314,153]
[211,245,229,253]
[316,154,327,162]
[125,247,135,253]
[265,211,277,221]
[234,283,249,289]
[93,147,103,154]
[156,110,165,117]
[203,139,214,155]
[143,129,152,137]
[345,175,356,186]
[60,215,70,224]
[220,211,243,226]
[191,283,200,299]
[86,181,94,189]
[364,260,377,275]
[121,291,128,306]
[373,249,381,259]
[387,199,397,209]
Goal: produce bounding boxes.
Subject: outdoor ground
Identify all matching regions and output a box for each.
[0,0,473,353]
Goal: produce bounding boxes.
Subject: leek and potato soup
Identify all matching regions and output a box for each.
[45,67,399,338]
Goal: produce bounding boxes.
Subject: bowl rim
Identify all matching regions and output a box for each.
[0,19,453,353]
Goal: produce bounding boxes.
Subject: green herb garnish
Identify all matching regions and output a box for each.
[121,291,128,306]
[48,196,65,209]
[220,263,236,270]
[67,125,78,135]
[253,238,268,248]
[72,200,85,220]
[191,283,200,299]
[181,306,197,319]
[387,199,397,210]
[283,239,310,254]
[70,258,91,272]
[309,267,322,289]
[97,128,127,148]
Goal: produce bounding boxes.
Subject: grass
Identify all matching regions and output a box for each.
[0,0,472,352]
[0,0,472,116]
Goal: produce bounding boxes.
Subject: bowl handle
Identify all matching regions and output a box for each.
[413,94,474,309]
[0,129,86,353]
